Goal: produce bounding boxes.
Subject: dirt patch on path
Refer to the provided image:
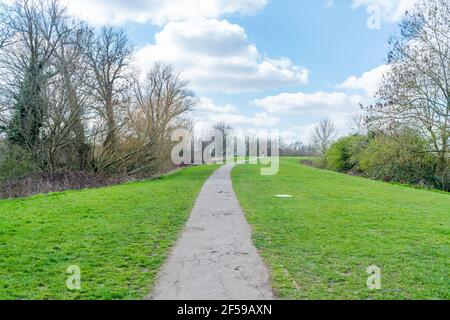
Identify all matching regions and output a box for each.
[149,164,274,300]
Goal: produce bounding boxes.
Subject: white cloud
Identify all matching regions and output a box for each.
[191,111,280,139]
[191,96,280,138]
[135,18,309,93]
[352,0,418,22]
[338,64,390,97]
[194,110,280,129]
[212,112,280,127]
[196,97,237,114]
[252,90,367,142]
[66,0,267,26]
[252,91,364,114]
[250,63,393,142]
[279,124,318,144]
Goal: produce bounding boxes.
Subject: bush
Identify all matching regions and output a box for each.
[325,135,367,173]
[321,129,448,191]
[358,130,436,187]
[0,142,38,181]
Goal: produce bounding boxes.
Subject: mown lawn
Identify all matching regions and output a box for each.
[0,165,218,300]
[232,158,450,300]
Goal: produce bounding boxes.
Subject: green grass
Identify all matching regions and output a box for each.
[0,164,219,300]
[232,157,450,300]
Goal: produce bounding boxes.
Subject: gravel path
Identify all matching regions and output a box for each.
[149,164,274,300]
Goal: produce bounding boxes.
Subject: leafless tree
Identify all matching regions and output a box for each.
[311,119,336,155]
[346,111,369,136]
[41,23,94,171]
[85,26,132,156]
[0,0,73,163]
[0,0,200,189]
[128,63,196,173]
[51,23,93,170]
[0,5,12,50]
[133,64,195,144]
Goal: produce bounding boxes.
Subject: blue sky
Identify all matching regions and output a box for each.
[66,0,415,142]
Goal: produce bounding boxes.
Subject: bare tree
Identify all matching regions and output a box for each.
[85,26,132,156]
[0,5,12,50]
[128,63,196,173]
[368,0,450,187]
[311,119,336,155]
[0,0,72,162]
[346,111,369,136]
[51,24,93,170]
[0,0,208,191]
[0,5,11,121]
[41,23,94,172]
[133,64,195,144]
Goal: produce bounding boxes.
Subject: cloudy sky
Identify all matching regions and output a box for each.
[66,0,416,142]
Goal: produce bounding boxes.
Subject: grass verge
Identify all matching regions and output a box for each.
[232,157,449,299]
[0,164,219,299]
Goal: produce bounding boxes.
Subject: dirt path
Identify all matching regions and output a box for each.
[149,164,274,300]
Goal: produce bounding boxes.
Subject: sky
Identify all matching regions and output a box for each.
[65,0,417,143]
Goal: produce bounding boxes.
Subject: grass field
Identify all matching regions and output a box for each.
[232,158,450,300]
[0,164,218,300]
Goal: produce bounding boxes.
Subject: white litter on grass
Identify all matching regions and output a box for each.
[274,194,293,198]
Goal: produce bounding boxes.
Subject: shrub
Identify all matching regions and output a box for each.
[0,142,38,181]
[325,135,367,173]
[358,130,436,187]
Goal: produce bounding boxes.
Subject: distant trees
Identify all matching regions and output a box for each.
[212,122,233,158]
[311,119,336,155]
[280,141,316,157]
[0,0,195,192]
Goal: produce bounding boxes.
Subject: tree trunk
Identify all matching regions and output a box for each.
[103,92,117,153]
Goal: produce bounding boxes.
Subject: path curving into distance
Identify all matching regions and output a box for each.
[149,164,274,300]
